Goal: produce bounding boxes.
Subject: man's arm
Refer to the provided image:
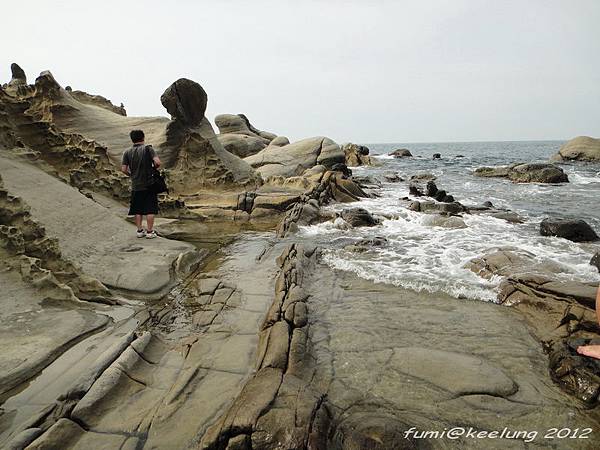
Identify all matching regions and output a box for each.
[153,156,162,168]
[121,164,130,175]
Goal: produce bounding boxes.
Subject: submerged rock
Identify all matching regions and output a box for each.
[344,236,389,252]
[432,153,441,159]
[540,218,599,242]
[389,148,412,158]
[410,173,436,181]
[474,163,569,183]
[552,136,600,162]
[383,172,403,183]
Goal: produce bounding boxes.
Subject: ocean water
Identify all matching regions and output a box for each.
[300,141,600,302]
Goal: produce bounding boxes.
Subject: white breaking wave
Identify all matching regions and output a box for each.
[300,207,599,303]
[568,172,600,185]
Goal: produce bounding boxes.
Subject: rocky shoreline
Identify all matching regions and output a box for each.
[1,63,600,449]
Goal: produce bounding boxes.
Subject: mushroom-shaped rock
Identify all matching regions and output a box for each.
[160,78,207,127]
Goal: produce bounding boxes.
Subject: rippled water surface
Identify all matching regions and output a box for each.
[300,141,600,301]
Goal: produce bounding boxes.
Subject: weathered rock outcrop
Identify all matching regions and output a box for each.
[245,136,345,178]
[552,136,600,162]
[0,174,110,304]
[474,163,569,183]
[0,73,131,200]
[67,88,126,116]
[540,218,599,242]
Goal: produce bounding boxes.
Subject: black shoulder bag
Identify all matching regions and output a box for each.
[144,145,168,194]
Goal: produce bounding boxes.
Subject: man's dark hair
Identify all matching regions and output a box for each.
[130,129,145,143]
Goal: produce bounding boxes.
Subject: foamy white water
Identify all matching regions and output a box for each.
[301,141,600,302]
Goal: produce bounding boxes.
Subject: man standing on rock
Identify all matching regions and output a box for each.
[121,129,161,239]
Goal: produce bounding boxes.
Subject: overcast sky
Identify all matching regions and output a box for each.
[2,0,599,143]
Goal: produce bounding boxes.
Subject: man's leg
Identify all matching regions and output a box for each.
[147,214,155,231]
[577,285,600,359]
[135,214,143,230]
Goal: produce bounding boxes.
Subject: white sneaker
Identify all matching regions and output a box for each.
[146,230,158,239]
[136,229,146,238]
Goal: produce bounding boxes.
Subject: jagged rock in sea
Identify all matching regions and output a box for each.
[540,218,599,242]
[551,136,600,162]
[474,162,569,183]
[432,153,441,159]
[591,252,600,273]
[342,143,374,166]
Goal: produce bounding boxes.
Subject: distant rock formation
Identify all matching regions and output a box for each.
[551,136,600,162]
[474,163,569,183]
[215,113,282,158]
[244,136,345,178]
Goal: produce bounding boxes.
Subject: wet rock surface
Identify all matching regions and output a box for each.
[540,218,599,242]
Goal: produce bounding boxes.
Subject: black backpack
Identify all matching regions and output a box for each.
[144,145,168,194]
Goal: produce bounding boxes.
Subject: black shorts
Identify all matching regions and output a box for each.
[129,190,159,215]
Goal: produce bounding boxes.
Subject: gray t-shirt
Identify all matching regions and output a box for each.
[121,144,157,191]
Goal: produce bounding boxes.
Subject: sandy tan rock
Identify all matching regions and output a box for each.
[245,136,344,178]
[552,136,600,162]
